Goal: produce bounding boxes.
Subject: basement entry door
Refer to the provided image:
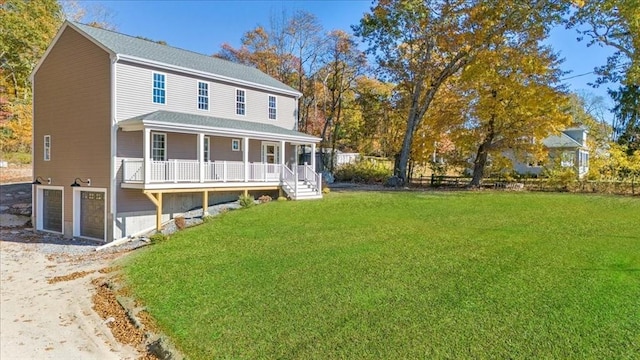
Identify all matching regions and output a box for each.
[80,191,105,240]
[43,189,62,232]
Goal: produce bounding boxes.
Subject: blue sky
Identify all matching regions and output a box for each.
[91,0,617,122]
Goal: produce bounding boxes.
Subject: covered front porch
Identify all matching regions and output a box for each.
[116,110,322,232]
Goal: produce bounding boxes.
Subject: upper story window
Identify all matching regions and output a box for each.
[198,81,209,110]
[153,73,166,104]
[236,89,245,116]
[268,95,277,120]
[44,135,51,161]
[152,132,166,161]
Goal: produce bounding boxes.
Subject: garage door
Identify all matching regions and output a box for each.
[80,191,104,240]
[43,189,62,232]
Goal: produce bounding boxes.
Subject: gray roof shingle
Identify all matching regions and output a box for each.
[120,110,320,142]
[71,22,299,94]
[542,133,582,148]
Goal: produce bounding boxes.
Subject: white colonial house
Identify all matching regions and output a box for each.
[31,21,322,243]
[514,126,590,178]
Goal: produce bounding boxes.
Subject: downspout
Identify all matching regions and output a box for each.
[109,54,119,243]
[30,71,36,232]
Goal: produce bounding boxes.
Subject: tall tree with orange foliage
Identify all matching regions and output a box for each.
[458,42,571,186]
[354,0,569,184]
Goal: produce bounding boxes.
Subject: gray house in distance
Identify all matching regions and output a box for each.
[514,126,590,178]
[31,21,322,243]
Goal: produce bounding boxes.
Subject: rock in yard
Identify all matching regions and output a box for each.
[0,214,30,227]
[9,203,32,216]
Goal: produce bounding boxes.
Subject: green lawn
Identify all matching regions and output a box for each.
[122,192,640,359]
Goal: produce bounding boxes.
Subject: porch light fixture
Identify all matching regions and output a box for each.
[70,178,91,187]
[32,176,51,185]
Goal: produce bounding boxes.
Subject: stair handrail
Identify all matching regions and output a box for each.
[299,163,320,191]
[282,165,296,198]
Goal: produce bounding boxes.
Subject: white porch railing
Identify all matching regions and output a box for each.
[122,159,283,184]
[297,164,321,192]
[122,159,144,182]
[282,165,298,196]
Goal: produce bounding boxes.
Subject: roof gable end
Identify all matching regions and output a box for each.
[30,22,114,80]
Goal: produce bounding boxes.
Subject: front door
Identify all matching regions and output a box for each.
[262,142,281,180]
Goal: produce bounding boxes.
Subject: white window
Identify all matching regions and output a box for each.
[153,72,166,104]
[561,151,574,167]
[231,139,241,151]
[198,81,209,110]
[152,133,166,161]
[268,95,277,120]
[44,135,51,161]
[236,89,245,115]
[204,136,210,162]
[579,151,589,167]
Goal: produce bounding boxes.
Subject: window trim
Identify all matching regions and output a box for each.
[231,139,241,152]
[152,72,166,105]
[197,80,209,111]
[268,95,277,120]
[151,132,167,161]
[44,135,51,161]
[36,185,64,234]
[72,187,107,242]
[236,88,246,116]
[204,136,210,162]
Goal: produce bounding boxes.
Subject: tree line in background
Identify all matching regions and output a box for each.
[2,0,638,184]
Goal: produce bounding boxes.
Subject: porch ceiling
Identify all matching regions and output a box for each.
[118,110,320,143]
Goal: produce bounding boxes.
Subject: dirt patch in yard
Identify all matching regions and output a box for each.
[0,228,167,359]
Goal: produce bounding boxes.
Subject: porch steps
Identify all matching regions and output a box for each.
[283,181,322,200]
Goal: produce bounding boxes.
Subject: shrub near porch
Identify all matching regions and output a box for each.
[122,192,640,359]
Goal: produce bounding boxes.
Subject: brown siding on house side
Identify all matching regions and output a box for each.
[33,27,112,239]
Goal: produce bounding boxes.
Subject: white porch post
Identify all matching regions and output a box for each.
[279,140,286,181]
[198,133,205,183]
[310,143,316,172]
[243,137,249,182]
[143,128,151,184]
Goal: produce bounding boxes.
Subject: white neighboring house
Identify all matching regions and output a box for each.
[514,126,590,178]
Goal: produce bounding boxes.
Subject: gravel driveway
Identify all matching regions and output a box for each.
[0,228,147,359]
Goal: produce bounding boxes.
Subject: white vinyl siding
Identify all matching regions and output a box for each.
[44,135,51,161]
[268,95,277,120]
[116,62,297,128]
[197,81,209,110]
